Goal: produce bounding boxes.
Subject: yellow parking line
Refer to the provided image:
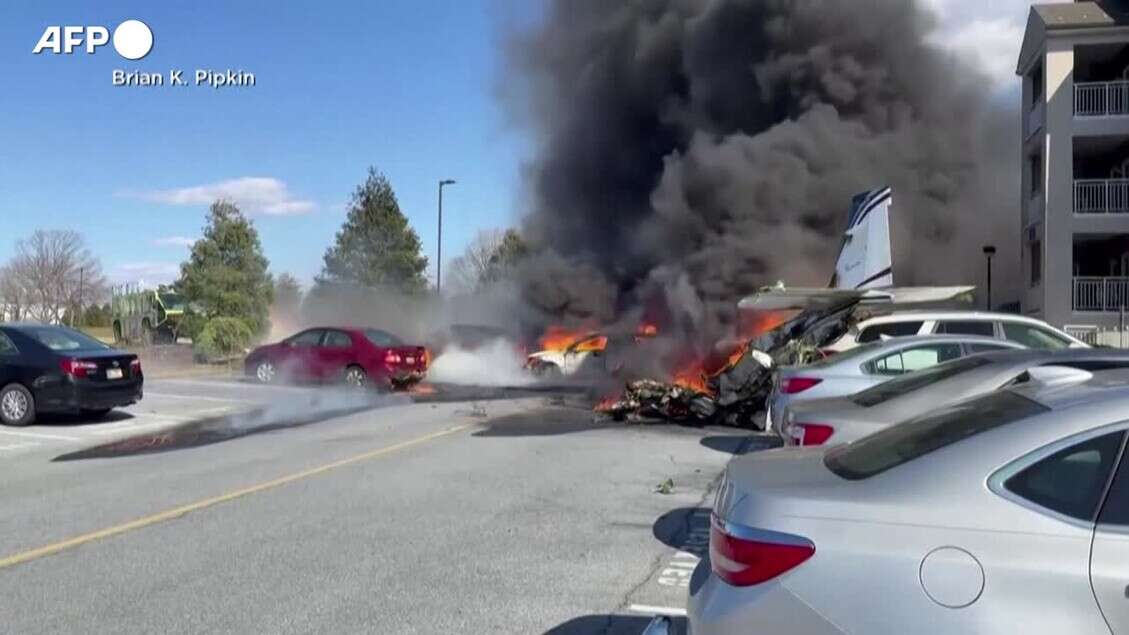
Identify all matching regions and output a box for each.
[0,423,474,570]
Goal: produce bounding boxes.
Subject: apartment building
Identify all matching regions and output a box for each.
[1019,1,1129,329]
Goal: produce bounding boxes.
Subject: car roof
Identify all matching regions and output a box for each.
[854,334,1022,350]
[860,311,1052,324]
[0,322,75,332]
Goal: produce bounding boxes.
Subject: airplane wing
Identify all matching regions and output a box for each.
[738,285,976,312]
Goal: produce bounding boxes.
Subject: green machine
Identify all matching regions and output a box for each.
[111,283,186,345]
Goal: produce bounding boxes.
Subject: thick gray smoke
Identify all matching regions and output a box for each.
[508,0,1017,335]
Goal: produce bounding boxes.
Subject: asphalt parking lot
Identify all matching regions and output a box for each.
[0,375,769,633]
[0,377,323,457]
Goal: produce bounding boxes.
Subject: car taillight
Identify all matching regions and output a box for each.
[130,359,142,375]
[384,352,402,365]
[60,358,98,378]
[788,423,835,446]
[709,515,815,586]
[780,377,823,394]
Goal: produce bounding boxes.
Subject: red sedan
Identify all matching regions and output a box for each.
[244,327,427,389]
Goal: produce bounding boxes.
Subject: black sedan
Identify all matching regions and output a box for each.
[0,324,143,426]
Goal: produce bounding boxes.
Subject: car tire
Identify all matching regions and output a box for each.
[343,365,367,388]
[254,360,277,384]
[0,384,36,427]
[81,408,113,420]
[537,363,562,379]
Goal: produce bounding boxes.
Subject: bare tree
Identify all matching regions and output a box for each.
[7,230,107,324]
[448,229,505,293]
[0,264,29,321]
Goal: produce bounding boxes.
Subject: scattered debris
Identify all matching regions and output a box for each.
[456,403,489,418]
[654,478,674,495]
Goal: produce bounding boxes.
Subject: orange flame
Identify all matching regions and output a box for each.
[672,361,710,395]
[738,309,794,340]
[538,326,606,353]
[594,392,623,412]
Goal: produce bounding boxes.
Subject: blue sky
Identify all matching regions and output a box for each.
[0,0,536,288]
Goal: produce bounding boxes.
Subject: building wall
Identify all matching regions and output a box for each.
[1023,29,1129,329]
[1043,37,1076,328]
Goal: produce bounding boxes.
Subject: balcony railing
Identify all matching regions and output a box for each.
[1074,276,1129,311]
[1075,179,1129,214]
[1075,81,1129,116]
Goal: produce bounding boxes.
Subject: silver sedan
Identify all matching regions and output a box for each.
[766,334,1022,432]
[779,347,1129,447]
[689,368,1129,634]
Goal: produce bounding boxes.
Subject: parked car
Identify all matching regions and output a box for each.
[244,327,428,389]
[779,348,1129,447]
[766,335,1024,432]
[690,368,1129,634]
[0,323,142,427]
[823,310,1088,353]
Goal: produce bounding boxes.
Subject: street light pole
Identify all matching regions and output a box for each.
[982,245,996,311]
[437,179,456,293]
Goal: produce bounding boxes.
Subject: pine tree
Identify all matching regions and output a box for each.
[177,201,274,336]
[318,168,428,294]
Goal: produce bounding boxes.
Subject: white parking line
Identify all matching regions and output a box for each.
[0,429,80,442]
[627,604,687,617]
[144,392,254,404]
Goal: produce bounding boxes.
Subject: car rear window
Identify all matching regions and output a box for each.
[20,326,110,351]
[851,355,991,407]
[857,321,923,343]
[936,320,996,337]
[364,329,403,347]
[825,391,1048,481]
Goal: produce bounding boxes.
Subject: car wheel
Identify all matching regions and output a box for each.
[0,384,35,427]
[343,365,367,388]
[81,408,113,420]
[536,363,562,379]
[255,360,277,384]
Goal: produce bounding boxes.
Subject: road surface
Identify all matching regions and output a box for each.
[0,377,770,633]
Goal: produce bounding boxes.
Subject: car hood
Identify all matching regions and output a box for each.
[527,350,566,363]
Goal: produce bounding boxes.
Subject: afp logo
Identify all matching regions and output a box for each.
[33,20,153,60]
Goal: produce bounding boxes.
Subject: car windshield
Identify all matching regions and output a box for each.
[851,355,992,407]
[826,391,1049,480]
[365,329,404,347]
[805,342,881,368]
[22,326,111,351]
[158,292,186,311]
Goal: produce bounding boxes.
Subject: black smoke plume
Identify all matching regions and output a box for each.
[507,0,1017,337]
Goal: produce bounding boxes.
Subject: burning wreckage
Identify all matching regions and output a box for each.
[595,286,974,426]
[594,187,974,426]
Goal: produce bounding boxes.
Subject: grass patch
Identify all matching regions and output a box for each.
[81,326,115,344]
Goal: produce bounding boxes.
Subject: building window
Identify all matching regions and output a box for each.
[1030,154,1042,197]
[1031,62,1044,109]
[1031,240,1042,287]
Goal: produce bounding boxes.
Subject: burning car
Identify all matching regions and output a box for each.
[524,323,661,379]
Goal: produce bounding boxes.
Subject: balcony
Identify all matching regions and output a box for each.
[1074,276,1129,311]
[1075,179,1129,214]
[1075,81,1129,117]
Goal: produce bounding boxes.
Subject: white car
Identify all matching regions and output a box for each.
[689,368,1129,634]
[766,334,1023,432]
[824,310,1087,353]
[524,333,609,378]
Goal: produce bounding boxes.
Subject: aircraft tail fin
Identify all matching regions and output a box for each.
[831,187,893,290]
